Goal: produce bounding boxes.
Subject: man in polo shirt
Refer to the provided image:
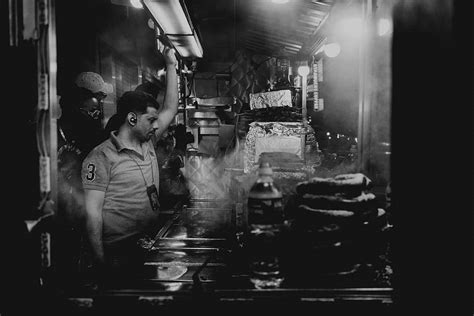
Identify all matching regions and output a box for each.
[81,47,178,281]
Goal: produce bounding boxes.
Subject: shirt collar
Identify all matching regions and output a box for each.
[110,131,126,152]
[110,131,152,158]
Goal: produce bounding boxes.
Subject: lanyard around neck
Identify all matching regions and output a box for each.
[126,148,155,187]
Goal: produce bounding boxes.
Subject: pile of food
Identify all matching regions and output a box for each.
[243,106,302,122]
[294,173,380,233]
[282,173,391,280]
[236,106,302,139]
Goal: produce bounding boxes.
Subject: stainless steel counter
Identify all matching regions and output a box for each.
[57,199,394,313]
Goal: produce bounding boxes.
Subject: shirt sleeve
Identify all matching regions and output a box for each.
[81,147,110,191]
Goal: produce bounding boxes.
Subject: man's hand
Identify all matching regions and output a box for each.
[163,46,177,67]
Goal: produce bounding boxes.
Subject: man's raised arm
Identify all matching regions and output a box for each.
[156,47,179,137]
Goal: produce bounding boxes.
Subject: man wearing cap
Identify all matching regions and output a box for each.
[81,47,179,282]
[55,71,113,283]
[58,71,113,155]
[57,71,113,222]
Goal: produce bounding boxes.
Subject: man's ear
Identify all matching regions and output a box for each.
[128,113,137,125]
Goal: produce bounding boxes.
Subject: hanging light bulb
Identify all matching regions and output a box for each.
[377,18,392,36]
[297,64,310,77]
[324,42,341,58]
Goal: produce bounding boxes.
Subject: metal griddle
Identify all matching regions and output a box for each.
[81,198,393,307]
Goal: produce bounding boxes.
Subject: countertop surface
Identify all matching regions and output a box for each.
[58,201,394,305]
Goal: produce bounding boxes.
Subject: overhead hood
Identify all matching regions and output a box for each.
[142,0,203,59]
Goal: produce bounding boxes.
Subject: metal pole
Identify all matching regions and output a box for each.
[36,0,58,212]
[47,0,59,210]
[301,73,308,127]
[357,0,373,173]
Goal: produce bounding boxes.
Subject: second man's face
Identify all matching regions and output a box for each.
[80,92,107,120]
[134,107,160,142]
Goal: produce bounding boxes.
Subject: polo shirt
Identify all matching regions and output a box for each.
[82,131,160,246]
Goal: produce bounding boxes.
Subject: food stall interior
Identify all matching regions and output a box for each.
[4,0,468,314]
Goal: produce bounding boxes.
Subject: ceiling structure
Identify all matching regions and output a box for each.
[108,0,338,66]
[186,0,335,64]
[237,0,333,57]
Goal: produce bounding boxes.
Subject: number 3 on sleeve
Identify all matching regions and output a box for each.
[86,163,96,181]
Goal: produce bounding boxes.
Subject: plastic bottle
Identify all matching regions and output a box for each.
[247,162,283,226]
[246,162,285,289]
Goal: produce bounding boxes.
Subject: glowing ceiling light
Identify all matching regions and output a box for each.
[297,65,310,77]
[378,18,392,36]
[130,0,143,9]
[324,42,341,58]
[142,0,203,58]
[143,0,192,34]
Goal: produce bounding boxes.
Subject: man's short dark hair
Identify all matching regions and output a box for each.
[116,90,161,125]
[135,82,160,100]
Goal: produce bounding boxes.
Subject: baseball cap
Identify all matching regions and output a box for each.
[74,72,113,94]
